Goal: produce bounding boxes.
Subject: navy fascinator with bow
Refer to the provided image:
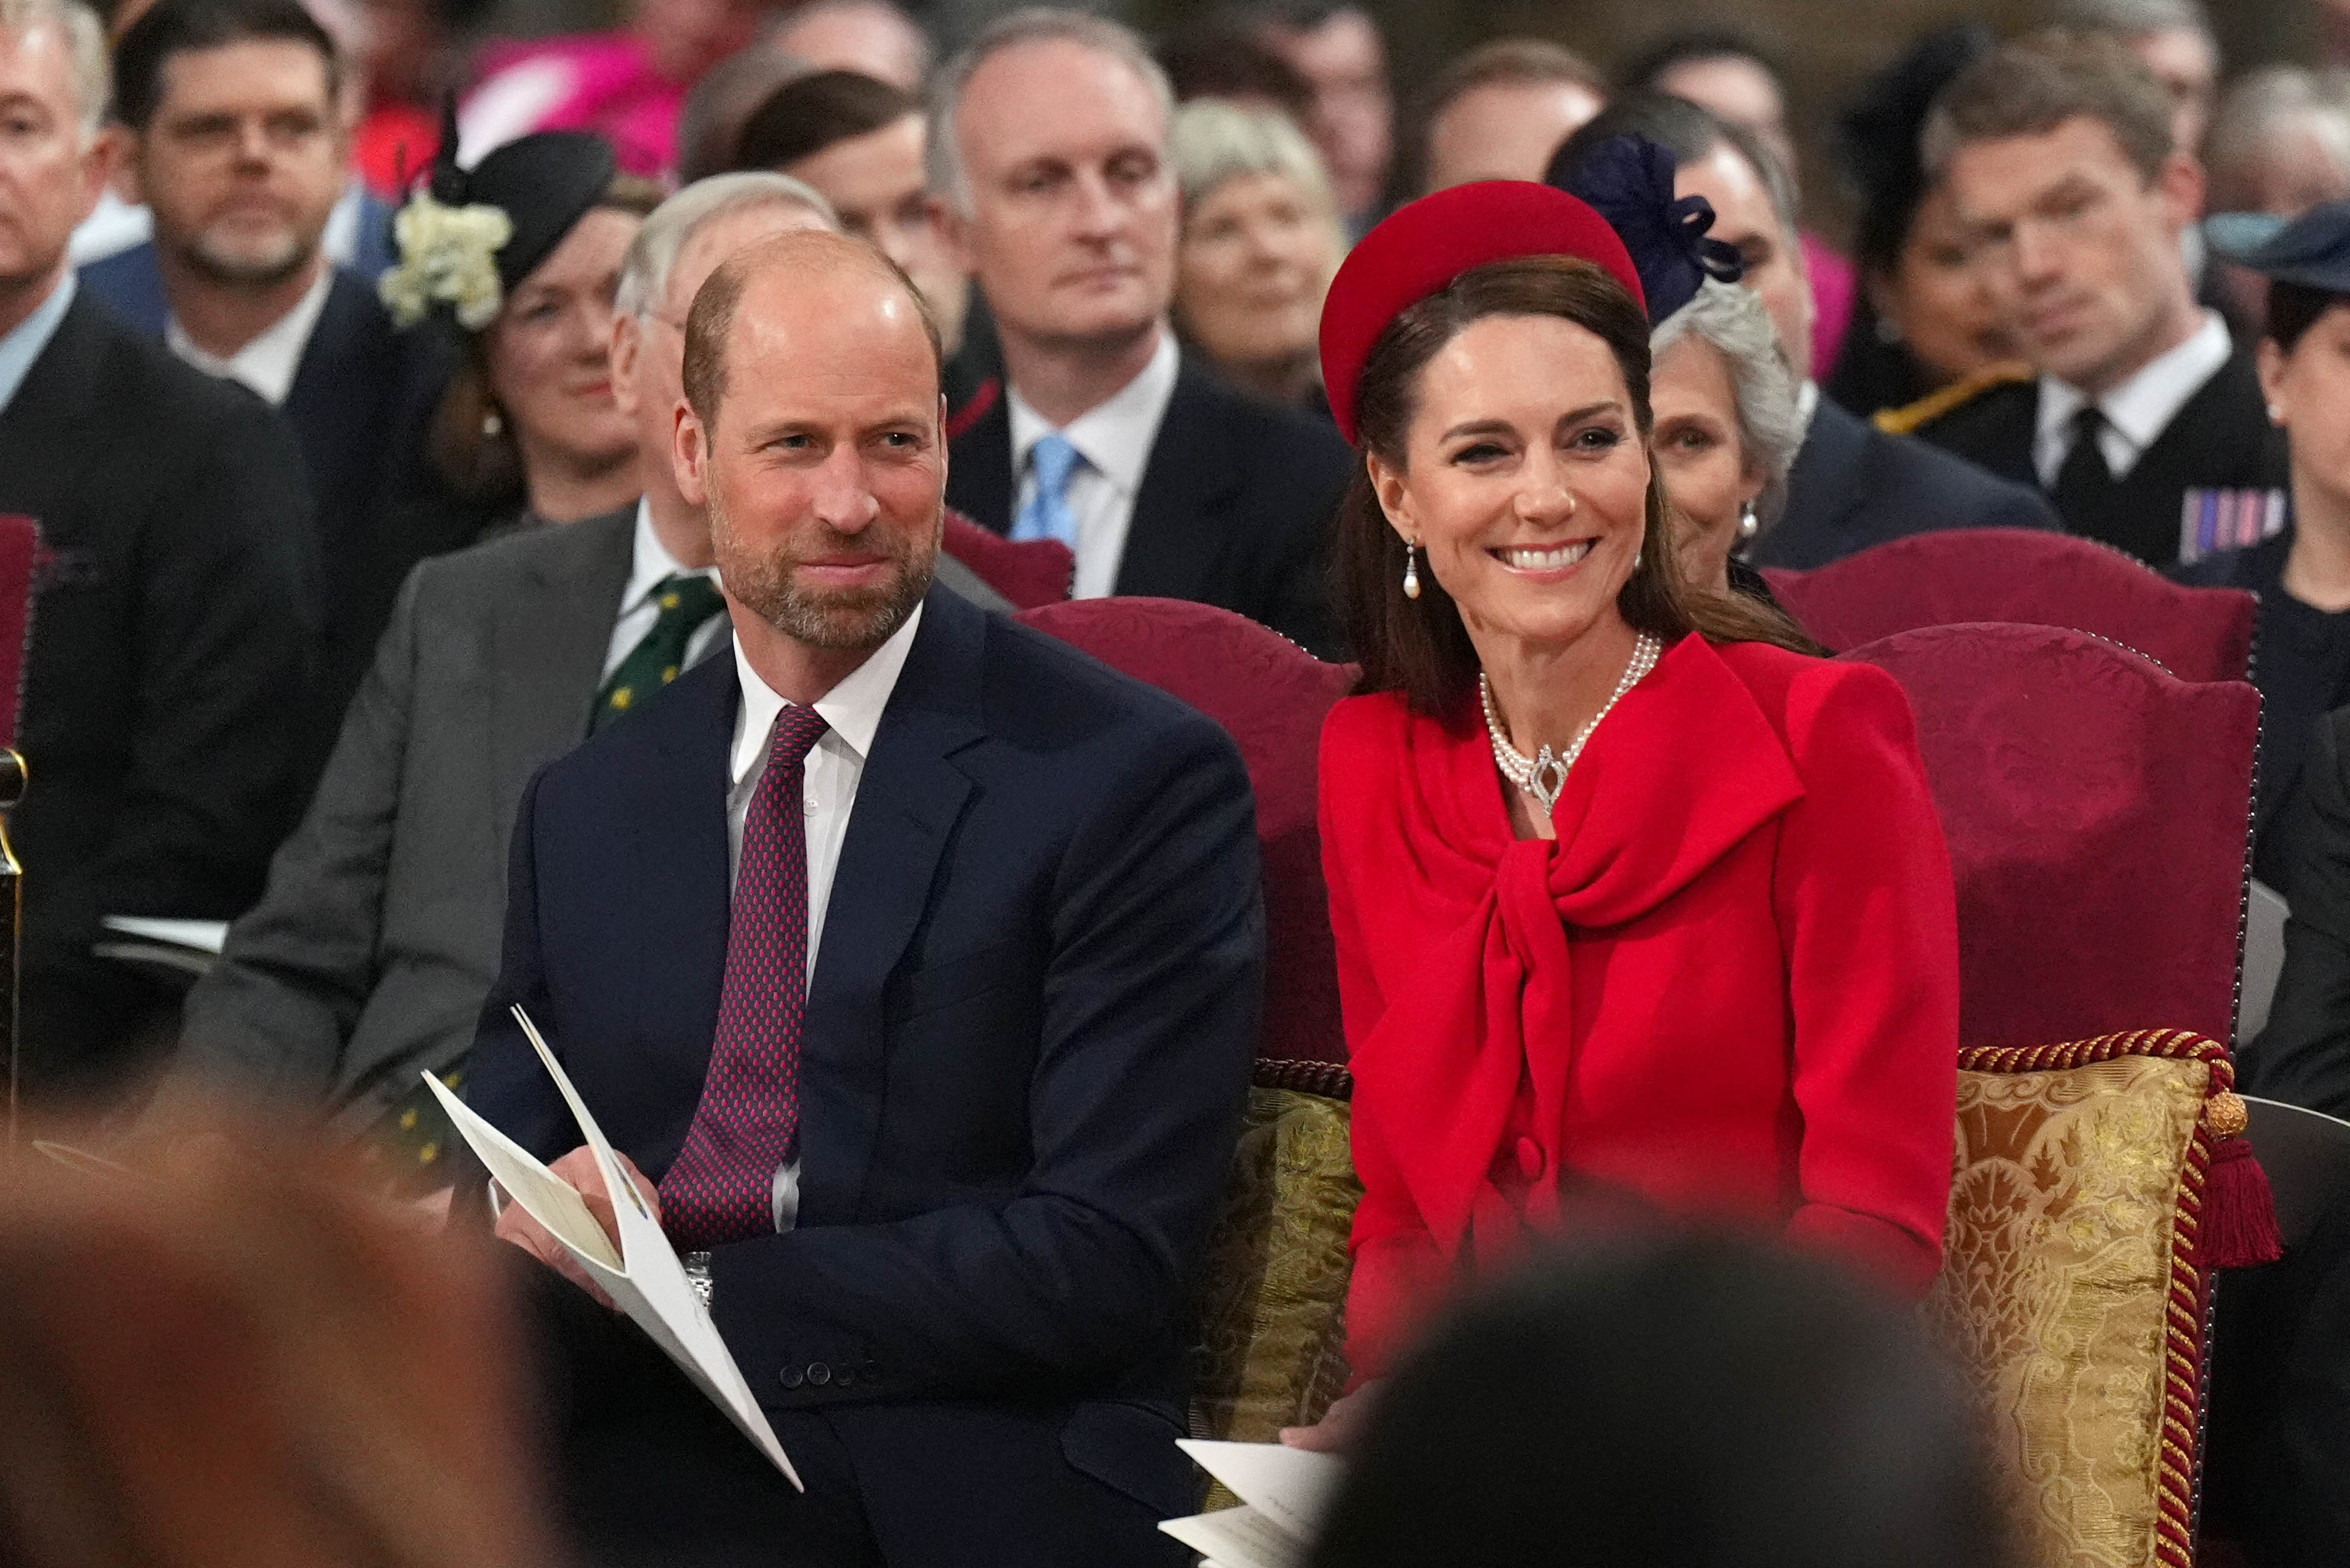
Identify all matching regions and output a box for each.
[1551,135,1744,325]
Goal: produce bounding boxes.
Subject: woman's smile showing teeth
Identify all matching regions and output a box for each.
[1492,540,1596,571]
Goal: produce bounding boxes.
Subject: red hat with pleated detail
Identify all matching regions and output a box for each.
[1318,180,1647,446]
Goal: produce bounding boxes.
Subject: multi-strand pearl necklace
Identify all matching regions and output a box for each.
[1480,631,1662,814]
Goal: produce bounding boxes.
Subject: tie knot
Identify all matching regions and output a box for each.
[1030,433,1083,497]
[2072,405,2105,439]
[652,573,726,624]
[768,703,829,768]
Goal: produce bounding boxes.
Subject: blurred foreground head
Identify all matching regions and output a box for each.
[1309,1232,2011,1568]
[0,1107,553,1568]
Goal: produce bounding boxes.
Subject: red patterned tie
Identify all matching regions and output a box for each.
[660,703,830,1247]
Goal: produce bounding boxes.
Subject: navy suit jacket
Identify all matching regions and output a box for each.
[946,352,1353,657]
[1751,397,2063,570]
[80,249,451,773]
[468,584,1265,1564]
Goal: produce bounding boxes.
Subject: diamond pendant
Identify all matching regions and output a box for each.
[1527,748,1568,814]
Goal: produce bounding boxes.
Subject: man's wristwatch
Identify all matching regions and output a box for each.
[685,1250,714,1310]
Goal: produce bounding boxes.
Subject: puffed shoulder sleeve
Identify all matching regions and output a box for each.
[1771,659,1960,1298]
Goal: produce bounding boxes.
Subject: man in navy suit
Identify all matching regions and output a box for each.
[469,229,1263,1566]
[83,0,445,770]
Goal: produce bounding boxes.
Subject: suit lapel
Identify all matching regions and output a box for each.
[1114,361,1244,599]
[944,390,1016,534]
[632,652,740,1145]
[796,585,985,1223]
[0,295,109,526]
[489,507,638,809]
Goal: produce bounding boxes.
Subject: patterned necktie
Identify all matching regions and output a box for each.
[2052,406,2114,530]
[595,574,726,732]
[659,703,830,1247]
[1011,432,1084,548]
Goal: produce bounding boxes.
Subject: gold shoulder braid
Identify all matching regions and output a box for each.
[1873,360,2036,437]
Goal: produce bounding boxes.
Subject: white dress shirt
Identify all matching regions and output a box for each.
[166,264,334,406]
[1008,329,1182,600]
[2034,309,2234,486]
[724,602,924,1230]
[601,499,729,679]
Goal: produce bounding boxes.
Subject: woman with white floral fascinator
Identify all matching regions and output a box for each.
[380,107,663,545]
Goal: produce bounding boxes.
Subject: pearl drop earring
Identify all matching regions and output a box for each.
[1739,500,1759,539]
[1402,539,1421,599]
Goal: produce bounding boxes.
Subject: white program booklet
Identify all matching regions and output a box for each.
[426,1005,801,1490]
[1159,1440,1345,1568]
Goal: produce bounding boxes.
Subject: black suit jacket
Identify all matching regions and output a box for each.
[468,585,1264,1566]
[0,290,317,1095]
[2246,707,2350,1118]
[946,352,1353,656]
[1905,349,2288,567]
[79,255,452,771]
[1754,397,2063,569]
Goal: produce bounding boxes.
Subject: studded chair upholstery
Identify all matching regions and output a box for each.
[1766,528,2257,681]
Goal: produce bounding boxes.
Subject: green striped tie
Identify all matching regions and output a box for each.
[595,574,726,731]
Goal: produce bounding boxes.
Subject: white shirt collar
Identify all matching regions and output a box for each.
[166,263,335,406]
[621,497,717,615]
[1007,329,1181,498]
[2037,309,2233,468]
[729,601,925,789]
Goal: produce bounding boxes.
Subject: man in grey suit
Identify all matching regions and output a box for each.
[169,173,855,1153]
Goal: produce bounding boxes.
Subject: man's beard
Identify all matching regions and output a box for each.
[711,495,939,651]
[181,223,315,288]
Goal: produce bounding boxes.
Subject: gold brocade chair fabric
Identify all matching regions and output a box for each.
[1191,1064,1362,1449]
[1929,1030,2267,1568]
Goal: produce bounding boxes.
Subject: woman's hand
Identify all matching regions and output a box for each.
[1280,1380,1384,1454]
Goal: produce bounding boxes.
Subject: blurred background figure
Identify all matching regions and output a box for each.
[1241,1,1391,236]
[1305,1235,2010,1568]
[1412,37,1604,194]
[0,1109,554,1568]
[2054,0,2220,158]
[670,32,806,183]
[768,0,925,90]
[2204,67,2350,337]
[733,68,972,362]
[454,0,764,177]
[397,132,660,546]
[345,0,493,194]
[1826,21,2020,418]
[2177,203,2350,889]
[1169,98,1343,413]
[1155,13,1311,124]
[1649,279,1806,597]
[1623,26,1855,386]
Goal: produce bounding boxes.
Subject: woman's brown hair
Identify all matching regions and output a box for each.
[1334,255,1817,715]
[426,173,666,509]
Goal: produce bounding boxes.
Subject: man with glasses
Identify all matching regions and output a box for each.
[83,0,447,763]
[1905,30,2286,565]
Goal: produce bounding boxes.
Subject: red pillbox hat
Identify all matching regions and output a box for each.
[1317,180,1645,445]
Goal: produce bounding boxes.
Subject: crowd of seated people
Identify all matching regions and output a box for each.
[6,0,2350,1561]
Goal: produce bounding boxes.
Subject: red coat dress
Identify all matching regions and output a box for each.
[1319,633,1960,1379]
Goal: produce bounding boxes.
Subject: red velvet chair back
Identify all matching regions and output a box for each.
[1842,623,2258,1047]
[0,516,37,749]
[1763,528,2257,682]
[1016,597,1357,1071]
[942,510,1074,610]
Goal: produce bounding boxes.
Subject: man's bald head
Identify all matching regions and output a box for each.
[681,228,942,429]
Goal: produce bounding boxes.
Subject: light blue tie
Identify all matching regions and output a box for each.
[1013,433,1084,547]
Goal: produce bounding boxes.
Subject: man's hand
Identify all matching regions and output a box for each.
[491,1146,663,1310]
[1280,1379,1383,1454]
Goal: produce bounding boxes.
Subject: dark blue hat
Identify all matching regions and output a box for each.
[425,95,619,296]
[2206,202,2350,295]
[1548,134,1743,325]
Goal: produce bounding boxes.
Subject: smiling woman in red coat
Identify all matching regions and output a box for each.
[1284,174,1960,1451]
